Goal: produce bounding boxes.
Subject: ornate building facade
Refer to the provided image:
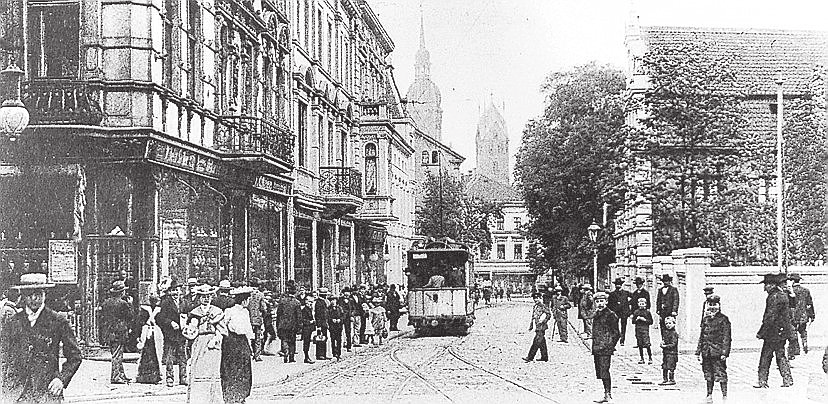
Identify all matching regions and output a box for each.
[0,0,416,349]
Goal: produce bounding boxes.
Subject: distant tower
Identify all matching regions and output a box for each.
[406,13,443,140]
[476,100,509,185]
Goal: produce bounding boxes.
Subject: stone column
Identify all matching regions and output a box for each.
[311,219,318,289]
[672,248,712,342]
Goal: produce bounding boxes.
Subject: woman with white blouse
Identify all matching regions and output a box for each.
[221,286,255,404]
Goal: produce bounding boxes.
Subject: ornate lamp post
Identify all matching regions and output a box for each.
[0,61,28,141]
[587,221,601,290]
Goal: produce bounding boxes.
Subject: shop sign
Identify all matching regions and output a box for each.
[48,240,77,283]
[147,140,220,177]
[254,176,291,195]
[360,227,386,243]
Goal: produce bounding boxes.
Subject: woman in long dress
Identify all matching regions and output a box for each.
[136,294,163,384]
[186,285,225,404]
[221,287,255,404]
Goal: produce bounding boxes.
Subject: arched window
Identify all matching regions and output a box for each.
[365,143,378,195]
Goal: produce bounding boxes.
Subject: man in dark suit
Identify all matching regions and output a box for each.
[754,272,794,388]
[787,273,815,359]
[631,277,650,310]
[314,288,331,360]
[1,273,82,403]
[340,287,353,351]
[656,274,679,338]
[607,278,632,346]
[300,296,316,363]
[591,291,621,403]
[156,279,187,387]
[276,283,301,363]
[101,280,133,384]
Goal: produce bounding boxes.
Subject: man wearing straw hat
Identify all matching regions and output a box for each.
[101,280,134,384]
[1,273,82,403]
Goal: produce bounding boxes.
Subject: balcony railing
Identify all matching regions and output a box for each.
[22,80,104,125]
[319,166,362,199]
[218,115,294,166]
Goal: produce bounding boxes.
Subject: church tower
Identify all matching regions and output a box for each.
[406,14,443,141]
[476,100,509,185]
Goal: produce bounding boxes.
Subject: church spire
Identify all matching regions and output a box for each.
[415,9,431,79]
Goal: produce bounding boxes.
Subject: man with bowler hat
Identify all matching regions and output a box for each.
[156,279,188,387]
[1,273,82,403]
[631,277,650,310]
[754,272,794,388]
[101,280,134,384]
[656,274,679,337]
[276,282,301,363]
[787,273,814,360]
[608,278,632,345]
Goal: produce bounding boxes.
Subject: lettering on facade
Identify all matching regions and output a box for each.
[147,140,220,177]
[48,240,77,283]
[254,175,291,195]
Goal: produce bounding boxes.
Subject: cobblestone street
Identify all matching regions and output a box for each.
[66,300,827,404]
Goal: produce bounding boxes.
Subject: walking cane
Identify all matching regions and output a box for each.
[550,317,558,340]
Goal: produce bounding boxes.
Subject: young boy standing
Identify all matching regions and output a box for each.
[659,316,678,385]
[524,292,551,362]
[696,294,731,403]
[632,297,653,364]
[592,291,621,403]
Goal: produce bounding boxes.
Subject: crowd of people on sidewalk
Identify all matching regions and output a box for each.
[528,272,823,403]
[0,272,406,404]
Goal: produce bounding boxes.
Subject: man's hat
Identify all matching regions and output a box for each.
[554,286,563,291]
[759,272,787,285]
[317,287,330,296]
[703,286,714,294]
[109,280,127,294]
[634,277,645,285]
[661,274,672,282]
[613,278,624,285]
[706,294,721,304]
[788,273,802,282]
[218,280,232,290]
[186,277,199,286]
[192,284,217,295]
[372,297,384,304]
[531,292,542,298]
[13,273,55,290]
[593,291,609,300]
[582,284,593,291]
[167,279,182,290]
[341,287,351,293]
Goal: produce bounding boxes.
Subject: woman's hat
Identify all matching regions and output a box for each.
[230,286,254,295]
[192,284,217,295]
[13,273,55,290]
[109,280,127,294]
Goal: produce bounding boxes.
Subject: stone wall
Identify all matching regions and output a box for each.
[651,248,828,346]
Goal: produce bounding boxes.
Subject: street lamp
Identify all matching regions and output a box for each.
[0,61,29,141]
[587,221,601,290]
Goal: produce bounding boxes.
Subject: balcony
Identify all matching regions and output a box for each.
[217,115,294,173]
[355,195,398,222]
[359,101,390,122]
[22,80,104,125]
[319,166,363,219]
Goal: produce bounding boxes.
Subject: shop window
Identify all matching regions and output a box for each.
[365,143,377,195]
[496,244,506,260]
[27,0,80,78]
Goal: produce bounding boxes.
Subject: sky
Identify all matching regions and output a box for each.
[368,0,828,176]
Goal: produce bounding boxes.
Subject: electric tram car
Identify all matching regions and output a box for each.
[406,239,475,336]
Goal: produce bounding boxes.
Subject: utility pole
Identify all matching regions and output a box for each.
[775,75,785,275]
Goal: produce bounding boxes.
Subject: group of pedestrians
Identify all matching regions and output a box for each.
[0,272,406,404]
[527,271,821,403]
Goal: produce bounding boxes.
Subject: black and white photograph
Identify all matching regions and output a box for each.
[0,0,827,403]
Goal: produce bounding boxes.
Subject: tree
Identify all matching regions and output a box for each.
[515,62,627,280]
[416,172,501,257]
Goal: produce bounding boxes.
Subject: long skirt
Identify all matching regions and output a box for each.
[187,334,223,404]
[221,332,252,404]
[136,336,163,384]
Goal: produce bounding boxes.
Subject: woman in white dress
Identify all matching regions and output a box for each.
[186,284,225,404]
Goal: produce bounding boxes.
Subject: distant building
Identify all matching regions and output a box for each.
[464,102,533,292]
[615,15,828,285]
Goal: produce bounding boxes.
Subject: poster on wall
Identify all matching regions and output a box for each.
[48,240,77,283]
